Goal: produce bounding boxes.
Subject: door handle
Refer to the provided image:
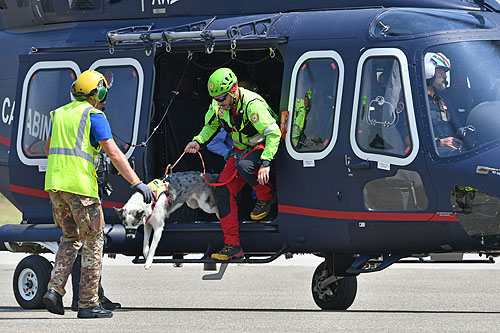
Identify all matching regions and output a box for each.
[348,161,371,169]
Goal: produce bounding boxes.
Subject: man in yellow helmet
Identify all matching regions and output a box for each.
[184,68,280,260]
[42,70,155,319]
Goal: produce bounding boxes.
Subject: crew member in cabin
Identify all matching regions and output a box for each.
[184,68,280,260]
[425,52,463,156]
[291,89,312,148]
[43,70,155,318]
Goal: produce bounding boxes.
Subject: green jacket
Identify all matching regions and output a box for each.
[291,97,310,146]
[193,88,280,161]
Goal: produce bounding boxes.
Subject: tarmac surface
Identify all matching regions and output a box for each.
[1,252,500,332]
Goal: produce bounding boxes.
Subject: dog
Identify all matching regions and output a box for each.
[114,171,219,269]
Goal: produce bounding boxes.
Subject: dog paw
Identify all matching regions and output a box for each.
[144,263,152,270]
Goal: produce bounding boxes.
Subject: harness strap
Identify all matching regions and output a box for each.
[145,179,169,224]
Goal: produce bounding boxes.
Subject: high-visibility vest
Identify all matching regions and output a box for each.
[44,100,104,198]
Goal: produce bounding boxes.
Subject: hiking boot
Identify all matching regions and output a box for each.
[250,195,276,220]
[43,289,64,315]
[77,305,113,319]
[100,296,121,311]
[210,245,244,260]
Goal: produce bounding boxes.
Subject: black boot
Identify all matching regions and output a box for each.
[77,305,113,318]
[100,296,121,311]
[43,290,65,315]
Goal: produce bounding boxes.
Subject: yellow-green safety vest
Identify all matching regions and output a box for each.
[44,100,104,198]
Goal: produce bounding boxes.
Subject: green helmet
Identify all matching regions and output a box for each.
[305,89,313,102]
[207,68,238,97]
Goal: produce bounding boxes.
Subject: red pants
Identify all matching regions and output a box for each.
[216,147,273,246]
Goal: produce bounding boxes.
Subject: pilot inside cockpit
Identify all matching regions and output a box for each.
[425,52,473,156]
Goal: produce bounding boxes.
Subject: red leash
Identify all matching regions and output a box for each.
[166,146,263,187]
[196,151,236,187]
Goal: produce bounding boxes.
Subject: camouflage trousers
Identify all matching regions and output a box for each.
[47,191,104,308]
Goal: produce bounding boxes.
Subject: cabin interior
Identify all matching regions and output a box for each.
[147,48,284,223]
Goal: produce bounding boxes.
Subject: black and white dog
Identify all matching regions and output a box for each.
[114,171,219,269]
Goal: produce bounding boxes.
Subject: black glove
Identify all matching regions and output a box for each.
[131,181,156,204]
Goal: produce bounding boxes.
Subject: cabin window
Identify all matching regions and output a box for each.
[286,51,343,162]
[451,188,500,247]
[290,59,338,153]
[363,169,428,211]
[91,64,140,154]
[370,9,495,38]
[355,57,412,158]
[22,68,76,158]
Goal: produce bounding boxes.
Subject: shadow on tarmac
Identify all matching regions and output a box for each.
[2,306,500,315]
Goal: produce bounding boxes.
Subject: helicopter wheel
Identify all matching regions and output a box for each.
[311,261,357,310]
[13,255,53,309]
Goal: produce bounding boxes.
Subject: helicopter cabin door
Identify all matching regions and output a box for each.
[346,48,438,251]
[276,50,350,251]
[9,46,155,223]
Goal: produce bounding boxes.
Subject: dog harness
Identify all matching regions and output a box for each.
[145,179,169,224]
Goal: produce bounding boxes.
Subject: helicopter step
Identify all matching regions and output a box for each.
[131,242,288,280]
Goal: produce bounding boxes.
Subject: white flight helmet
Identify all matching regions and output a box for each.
[425,52,451,85]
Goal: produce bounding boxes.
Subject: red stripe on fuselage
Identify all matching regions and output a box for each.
[10,184,125,208]
[278,204,457,222]
[10,184,49,198]
[0,135,10,147]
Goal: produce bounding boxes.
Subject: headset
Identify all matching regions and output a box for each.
[71,70,108,105]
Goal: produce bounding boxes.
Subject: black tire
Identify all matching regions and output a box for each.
[311,262,357,310]
[13,255,53,309]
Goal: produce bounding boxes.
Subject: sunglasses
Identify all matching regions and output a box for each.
[214,93,229,102]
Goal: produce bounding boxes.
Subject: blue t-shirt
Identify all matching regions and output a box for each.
[89,113,113,147]
[49,113,113,148]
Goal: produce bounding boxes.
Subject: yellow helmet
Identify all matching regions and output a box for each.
[71,70,108,104]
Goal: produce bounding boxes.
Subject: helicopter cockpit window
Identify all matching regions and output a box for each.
[425,41,500,158]
[290,58,338,153]
[355,57,412,158]
[92,65,139,153]
[22,68,76,158]
[370,9,495,38]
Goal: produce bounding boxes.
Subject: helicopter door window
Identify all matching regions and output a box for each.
[90,61,142,156]
[286,51,344,161]
[356,57,411,157]
[364,169,429,211]
[351,49,418,166]
[20,67,77,160]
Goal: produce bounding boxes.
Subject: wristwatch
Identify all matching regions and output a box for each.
[260,160,271,167]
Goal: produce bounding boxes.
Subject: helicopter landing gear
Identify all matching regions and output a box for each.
[13,255,53,309]
[311,261,357,310]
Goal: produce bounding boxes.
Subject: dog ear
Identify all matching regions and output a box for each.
[135,210,145,220]
[114,207,124,219]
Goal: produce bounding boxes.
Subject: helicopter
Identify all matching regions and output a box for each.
[1,0,500,311]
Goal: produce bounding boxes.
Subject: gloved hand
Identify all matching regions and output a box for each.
[131,181,156,204]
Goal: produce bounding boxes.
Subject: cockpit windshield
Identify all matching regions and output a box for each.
[371,9,495,37]
[425,41,500,158]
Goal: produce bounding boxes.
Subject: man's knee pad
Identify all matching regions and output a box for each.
[215,186,231,218]
[236,159,257,185]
